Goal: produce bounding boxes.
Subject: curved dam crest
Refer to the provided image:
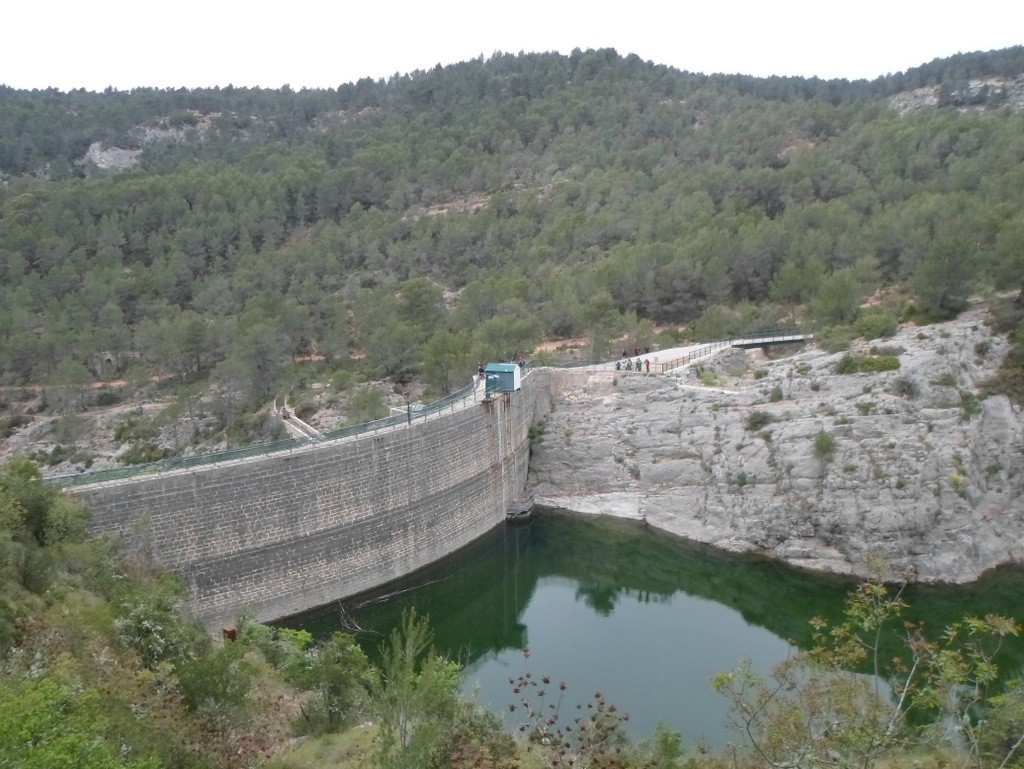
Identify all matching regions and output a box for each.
[72,379,537,627]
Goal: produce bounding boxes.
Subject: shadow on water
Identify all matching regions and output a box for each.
[284,510,849,650]
[279,508,1024,744]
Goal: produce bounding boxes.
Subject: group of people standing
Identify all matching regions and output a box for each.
[617,346,652,373]
[616,357,650,372]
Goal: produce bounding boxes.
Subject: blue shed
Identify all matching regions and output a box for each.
[484,362,522,394]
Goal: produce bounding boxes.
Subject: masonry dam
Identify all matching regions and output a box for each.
[71,375,541,628]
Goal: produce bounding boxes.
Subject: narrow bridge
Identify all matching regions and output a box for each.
[729,332,812,349]
[656,331,811,374]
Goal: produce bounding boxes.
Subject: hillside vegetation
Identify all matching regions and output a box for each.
[2,47,1024,475]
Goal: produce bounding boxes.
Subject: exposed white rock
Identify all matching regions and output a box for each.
[530,307,1024,584]
[79,142,142,171]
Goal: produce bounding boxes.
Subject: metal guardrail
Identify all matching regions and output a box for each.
[729,332,810,347]
[658,329,809,373]
[658,340,733,374]
[47,380,480,488]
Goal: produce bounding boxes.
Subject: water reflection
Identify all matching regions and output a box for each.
[280,509,1024,747]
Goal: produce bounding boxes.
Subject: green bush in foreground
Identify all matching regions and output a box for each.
[715,564,1024,769]
[0,667,161,769]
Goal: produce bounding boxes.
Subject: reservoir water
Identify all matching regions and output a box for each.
[280,509,1024,748]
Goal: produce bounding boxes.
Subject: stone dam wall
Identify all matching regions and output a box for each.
[71,379,537,628]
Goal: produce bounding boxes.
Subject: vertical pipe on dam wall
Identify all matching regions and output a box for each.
[71,377,538,627]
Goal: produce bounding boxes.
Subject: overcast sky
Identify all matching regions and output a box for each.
[4,0,1022,92]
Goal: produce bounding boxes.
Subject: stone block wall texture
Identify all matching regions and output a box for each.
[72,378,537,627]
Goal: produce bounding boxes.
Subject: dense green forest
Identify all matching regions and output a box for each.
[2,47,1024,459]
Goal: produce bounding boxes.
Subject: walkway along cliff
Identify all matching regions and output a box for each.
[71,376,538,628]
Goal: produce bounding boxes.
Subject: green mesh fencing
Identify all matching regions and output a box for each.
[47,381,479,488]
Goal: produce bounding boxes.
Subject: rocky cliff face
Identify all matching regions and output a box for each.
[529,307,1024,584]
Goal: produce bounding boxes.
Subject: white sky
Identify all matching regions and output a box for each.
[4,0,1023,92]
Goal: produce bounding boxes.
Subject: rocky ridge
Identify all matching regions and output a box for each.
[887,77,1024,114]
[529,306,1024,584]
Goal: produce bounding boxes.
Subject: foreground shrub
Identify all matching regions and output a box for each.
[294,631,373,735]
[715,569,1023,769]
[427,705,518,769]
[113,578,205,669]
[0,668,160,769]
[177,641,256,720]
[371,608,461,768]
[239,620,313,678]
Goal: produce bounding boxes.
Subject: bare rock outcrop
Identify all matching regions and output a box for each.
[529,308,1024,583]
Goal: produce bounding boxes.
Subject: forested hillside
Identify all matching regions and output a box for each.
[3,47,1024,472]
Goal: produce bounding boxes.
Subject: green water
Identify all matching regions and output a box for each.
[280,509,1024,748]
